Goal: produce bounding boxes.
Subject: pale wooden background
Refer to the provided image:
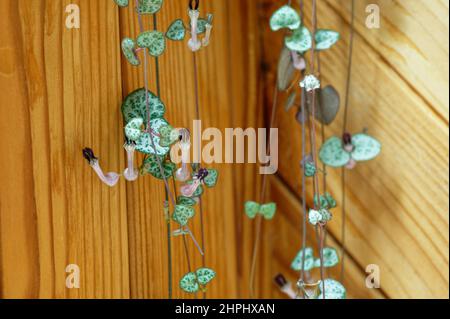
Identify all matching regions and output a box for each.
[0,0,448,299]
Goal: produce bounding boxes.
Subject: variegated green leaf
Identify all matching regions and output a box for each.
[196,268,216,286]
[315,29,340,51]
[319,136,351,168]
[124,118,143,142]
[203,169,218,188]
[324,192,337,209]
[320,209,332,223]
[140,154,175,179]
[304,162,317,177]
[270,5,301,31]
[172,205,195,226]
[159,125,179,147]
[291,247,315,271]
[177,196,197,207]
[285,26,312,53]
[314,194,329,209]
[135,118,170,156]
[260,202,276,220]
[179,272,199,293]
[121,38,140,66]
[136,31,166,57]
[114,0,128,7]
[121,88,165,124]
[317,279,346,299]
[351,133,381,162]
[314,247,339,268]
[137,0,163,14]
[166,19,186,41]
[245,201,260,219]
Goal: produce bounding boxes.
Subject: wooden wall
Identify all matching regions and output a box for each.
[0,0,448,299]
[261,0,449,299]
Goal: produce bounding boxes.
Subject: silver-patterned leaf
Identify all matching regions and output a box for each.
[137,0,163,14]
[317,279,346,299]
[121,38,140,66]
[270,5,301,31]
[351,133,381,162]
[291,247,315,271]
[315,29,340,51]
[166,19,186,41]
[114,0,129,7]
[313,247,339,268]
[285,26,312,53]
[136,31,166,57]
[319,136,351,168]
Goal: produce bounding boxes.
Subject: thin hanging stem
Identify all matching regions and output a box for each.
[307,0,326,299]
[192,42,207,299]
[300,86,308,284]
[134,1,200,299]
[249,82,279,298]
[151,11,172,300]
[340,0,356,283]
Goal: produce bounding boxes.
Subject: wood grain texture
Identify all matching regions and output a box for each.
[261,0,449,299]
[0,0,448,300]
[1,0,131,299]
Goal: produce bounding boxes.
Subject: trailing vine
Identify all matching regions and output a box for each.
[83,0,217,297]
[270,0,381,299]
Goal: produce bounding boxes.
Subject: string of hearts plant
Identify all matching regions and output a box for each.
[83,0,217,298]
[269,0,381,300]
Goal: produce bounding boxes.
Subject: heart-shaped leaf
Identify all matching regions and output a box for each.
[124,118,144,142]
[315,29,340,51]
[177,196,197,207]
[203,169,218,188]
[121,38,140,66]
[172,205,195,226]
[291,247,315,271]
[196,18,209,34]
[277,47,296,91]
[324,192,337,209]
[121,88,165,124]
[159,125,179,147]
[196,268,216,286]
[270,5,301,31]
[140,154,175,179]
[260,202,277,220]
[285,26,312,53]
[179,272,199,293]
[137,31,166,57]
[166,19,186,41]
[135,118,171,156]
[245,201,260,219]
[314,247,339,268]
[317,279,346,299]
[314,194,329,209]
[114,0,129,7]
[319,208,332,223]
[137,0,163,14]
[351,133,381,162]
[304,162,317,177]
[319,136,351,168]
